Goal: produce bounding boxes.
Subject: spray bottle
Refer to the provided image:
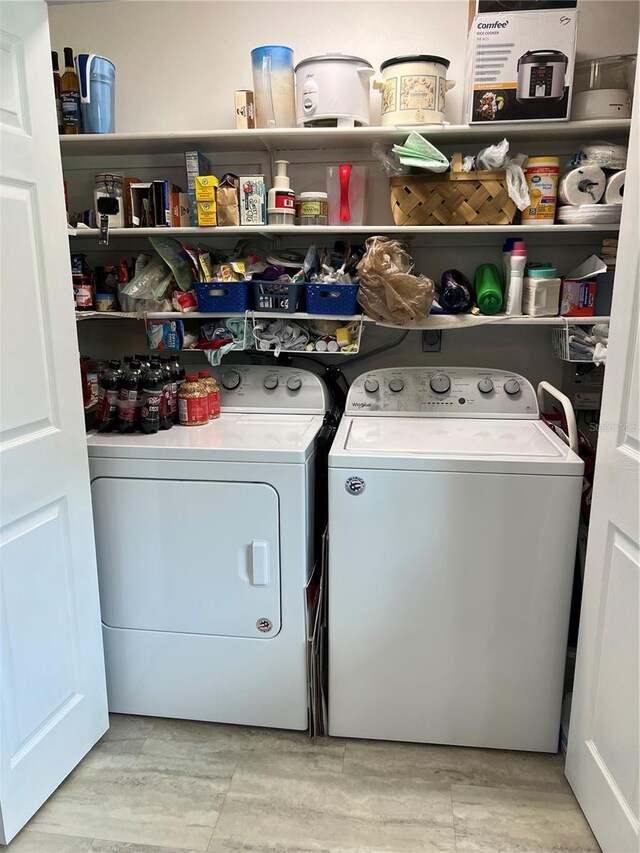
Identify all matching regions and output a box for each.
[268,160,295,225]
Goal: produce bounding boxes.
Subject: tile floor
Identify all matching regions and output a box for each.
[7,714,600,853]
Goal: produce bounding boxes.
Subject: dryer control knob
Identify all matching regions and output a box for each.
[477,377,494,394]
[264,375,279,390]
[287,376,302,392]
[430,373,451,394]
[364,378,380,393]
[221,370,241,390]
[389,377,404,393]
[504,378,521,396]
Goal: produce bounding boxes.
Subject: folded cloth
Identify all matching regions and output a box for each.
[253,319,309,356]
[392,132,449,173]
[203,318,254,367]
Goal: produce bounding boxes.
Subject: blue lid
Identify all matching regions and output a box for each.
[503,238,518,252]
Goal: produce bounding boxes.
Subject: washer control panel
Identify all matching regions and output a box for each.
[209,365,328,413]
[347,368,538,418]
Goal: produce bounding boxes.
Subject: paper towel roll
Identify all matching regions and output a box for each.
[604,170,625,204]
[559,166,606,206]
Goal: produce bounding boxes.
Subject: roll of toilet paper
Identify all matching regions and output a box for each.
[604,170,625,204]
[559,166,606,206]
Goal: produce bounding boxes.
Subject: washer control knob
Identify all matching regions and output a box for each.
[264,375,279,390]
[430,373,451,394]
[477,377,494,394]
[504,378,521,396]
[364,378,380,393]
[287,376,302,392]
[389,377,405,393]
[221,370,241,390]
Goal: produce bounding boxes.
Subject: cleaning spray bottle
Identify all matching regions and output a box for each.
[268,160,295,225]
[505,240,527,316]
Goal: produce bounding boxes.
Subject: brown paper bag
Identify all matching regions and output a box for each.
[216,176,240,227]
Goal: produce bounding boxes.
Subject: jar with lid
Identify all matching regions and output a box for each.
[178,374,209,426]
[522,265,561,317]
[94,173,124,228]
[296,191,328,225]
[198,370,221,420]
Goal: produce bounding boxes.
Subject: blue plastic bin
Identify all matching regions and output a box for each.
[305,282,359,316]
[252,280,302,313]
[195,280,251,313]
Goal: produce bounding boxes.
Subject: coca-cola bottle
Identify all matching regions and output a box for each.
[159,356,173,430]
[96,359,123,432]
[118,359,143,433]
[140,359,164,434]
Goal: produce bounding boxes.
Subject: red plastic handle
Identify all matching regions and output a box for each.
[339,164,352,223]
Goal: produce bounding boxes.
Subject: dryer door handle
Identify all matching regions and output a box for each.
[251,540,270,586]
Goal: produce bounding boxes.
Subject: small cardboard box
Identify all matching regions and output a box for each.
[195,175,219,202]
[238,175,266,226]
[465,8,578,123]
[170,192,190,227]
[235,90,256,129]
[196,200,217,227]
[560,281,596,317]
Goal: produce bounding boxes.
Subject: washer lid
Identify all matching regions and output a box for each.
[87,413,325,464]
[330,417,583,475]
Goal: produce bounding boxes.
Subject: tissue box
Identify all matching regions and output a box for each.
[465,8,578,123]
[560,280,596,317]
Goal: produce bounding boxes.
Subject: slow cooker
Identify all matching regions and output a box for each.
[375,54,454,126]
[516,50,568,102]
[295,54,374,128]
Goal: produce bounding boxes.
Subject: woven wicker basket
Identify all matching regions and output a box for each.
[390,153,517,226]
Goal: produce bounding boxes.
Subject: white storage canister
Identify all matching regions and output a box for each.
[522,266,561,317]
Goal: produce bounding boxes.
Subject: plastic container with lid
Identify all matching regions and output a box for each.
[178,374,209,426]
[198,370,221,420]
[296,192,328,225]
[521,157,559,224]
[523,265,561,317]
[572,54,636,120]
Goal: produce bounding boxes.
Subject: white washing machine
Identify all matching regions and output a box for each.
[88,365,328,730]
[329,367,584,752]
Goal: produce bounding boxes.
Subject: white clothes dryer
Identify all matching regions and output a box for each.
[328,367,584,752]
[88,365,329,730]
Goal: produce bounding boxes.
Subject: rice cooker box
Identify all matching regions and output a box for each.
[465,8,578,123]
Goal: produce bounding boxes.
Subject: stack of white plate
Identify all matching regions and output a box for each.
[557,204,622,225]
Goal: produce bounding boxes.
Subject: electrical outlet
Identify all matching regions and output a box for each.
[422,330,442,352]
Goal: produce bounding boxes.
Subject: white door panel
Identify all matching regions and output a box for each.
[565,39,640,853]
[92,478,281,638]
[0,2,108,843]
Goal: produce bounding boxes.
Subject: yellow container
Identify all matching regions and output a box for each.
[195,175,219,202]
[521,157,560,224]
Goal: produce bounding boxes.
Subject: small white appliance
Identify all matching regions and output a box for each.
[88,365,328,729]
[572,54,636,120]
[329,367,583,752]
[375,54,455,126]
[516,50,568,102]
[295,53,374,127]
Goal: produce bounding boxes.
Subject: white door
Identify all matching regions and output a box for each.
[565,54,640,853]
[0,1,108,843]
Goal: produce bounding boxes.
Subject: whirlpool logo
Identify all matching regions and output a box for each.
[345,476,366,496]
[352,401,372,409]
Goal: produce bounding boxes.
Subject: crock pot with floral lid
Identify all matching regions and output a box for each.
[374,54,454,126]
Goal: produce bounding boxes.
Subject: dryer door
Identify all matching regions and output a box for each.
[92,478,281,639]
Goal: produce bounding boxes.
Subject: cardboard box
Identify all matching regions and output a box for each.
[185,150,212,226]
[171,192,190,227]
[465,8,578,123]
[238,175,266,225]
[196,200,217,227]
[560,280,595,316]
[195,175,219,202]
[235,90,256,129]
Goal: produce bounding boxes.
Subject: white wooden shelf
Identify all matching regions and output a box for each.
[69,223,621,239]
[59,120,631,156]
[76,311,610,329]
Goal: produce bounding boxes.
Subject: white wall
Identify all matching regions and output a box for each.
[49,0,639,132]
